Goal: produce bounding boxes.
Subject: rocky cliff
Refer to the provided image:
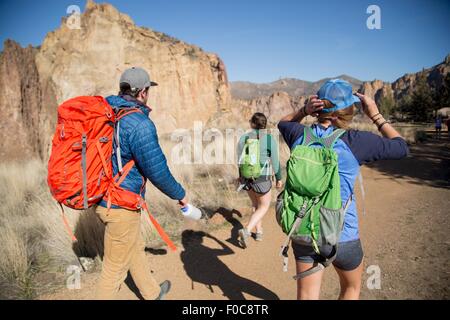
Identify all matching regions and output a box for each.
[0,41,56,160]
[1,0,230,160]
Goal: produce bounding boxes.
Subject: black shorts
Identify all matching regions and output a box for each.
[242,177,272,195]
[292,239,363,271]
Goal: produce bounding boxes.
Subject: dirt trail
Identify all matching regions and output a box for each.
[41,137,450,300]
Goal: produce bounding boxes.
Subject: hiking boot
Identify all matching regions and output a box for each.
[155,280,171,300]
[238,228,250,248]
[255,231,263,241]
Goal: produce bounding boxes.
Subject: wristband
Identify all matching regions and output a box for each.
[372,116,383,124]
[301,106,307,117]
[377,120,389,130]
[370,113,381,121]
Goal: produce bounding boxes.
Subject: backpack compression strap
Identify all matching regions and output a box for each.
[280,199,317,272]
[292,195,353,280]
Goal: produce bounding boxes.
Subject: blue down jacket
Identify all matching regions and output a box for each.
[99,95,185,208]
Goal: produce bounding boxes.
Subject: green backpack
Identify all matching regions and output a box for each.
[276,127,353,279]
[239,133,268,180]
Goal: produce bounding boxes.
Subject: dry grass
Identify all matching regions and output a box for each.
[0,160,66,299]
[0,135,247,299]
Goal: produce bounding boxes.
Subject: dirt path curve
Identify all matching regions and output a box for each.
[41,138,450,300]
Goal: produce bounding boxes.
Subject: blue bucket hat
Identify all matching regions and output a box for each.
[317,79,360,113]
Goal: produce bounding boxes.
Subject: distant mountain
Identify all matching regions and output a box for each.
[231,75,363,100]
[360,54,450,103]
[228,55,450,125]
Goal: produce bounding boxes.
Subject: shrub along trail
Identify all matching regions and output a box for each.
[41,138,450,300]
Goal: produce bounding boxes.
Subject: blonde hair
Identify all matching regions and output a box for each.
[317,99,355,129]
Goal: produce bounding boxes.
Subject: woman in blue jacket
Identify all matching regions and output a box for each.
[278,79,409,300]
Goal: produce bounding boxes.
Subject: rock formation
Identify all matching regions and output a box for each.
[0,40,56,160]
[1,0,230,160]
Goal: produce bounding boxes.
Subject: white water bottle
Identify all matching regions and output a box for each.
[180,204,202,221]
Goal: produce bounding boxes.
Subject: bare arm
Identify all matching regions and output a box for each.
[355,93,402,139]
[280,95,325,122]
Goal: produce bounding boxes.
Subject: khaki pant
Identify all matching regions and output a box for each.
[95,206,160,300]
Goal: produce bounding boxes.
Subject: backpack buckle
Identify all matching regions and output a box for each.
[297,201,308,219]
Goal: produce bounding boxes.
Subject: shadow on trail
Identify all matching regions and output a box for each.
[214,207,244,248]
[180,230,279,300]
[367,138,450,189]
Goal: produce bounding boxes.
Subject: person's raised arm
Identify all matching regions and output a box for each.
[348,93,409,164]
[355,92,402,139]
[280,95,324,123]
[278,95,325,148]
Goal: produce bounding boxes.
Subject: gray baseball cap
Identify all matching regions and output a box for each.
[119,67,158,90]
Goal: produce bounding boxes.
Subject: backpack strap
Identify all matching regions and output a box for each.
[141,202,177,252]
[322,129,346,149]
[280,197,320,272]
[301,127,346,149]
[57,203,86,272]
[301,127,321,146]
[293,263,326,280]
[114,108,143,173]
[81,133,88,209]
[237,134,250,165]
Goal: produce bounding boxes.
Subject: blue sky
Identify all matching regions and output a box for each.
[0,0,449,83]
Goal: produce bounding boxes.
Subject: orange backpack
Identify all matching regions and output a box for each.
[47,96,176,251]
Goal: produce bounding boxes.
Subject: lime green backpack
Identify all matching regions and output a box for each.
[239,133,268,180]
[276,127,353,279]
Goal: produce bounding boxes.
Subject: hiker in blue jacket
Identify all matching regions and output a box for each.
[96,67,188,300]
[278,79,409,300]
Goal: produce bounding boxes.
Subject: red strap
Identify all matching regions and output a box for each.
[142,202,177,252]
[59,203,77,242]
[115,160,135,185]
[116,109,143,121]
